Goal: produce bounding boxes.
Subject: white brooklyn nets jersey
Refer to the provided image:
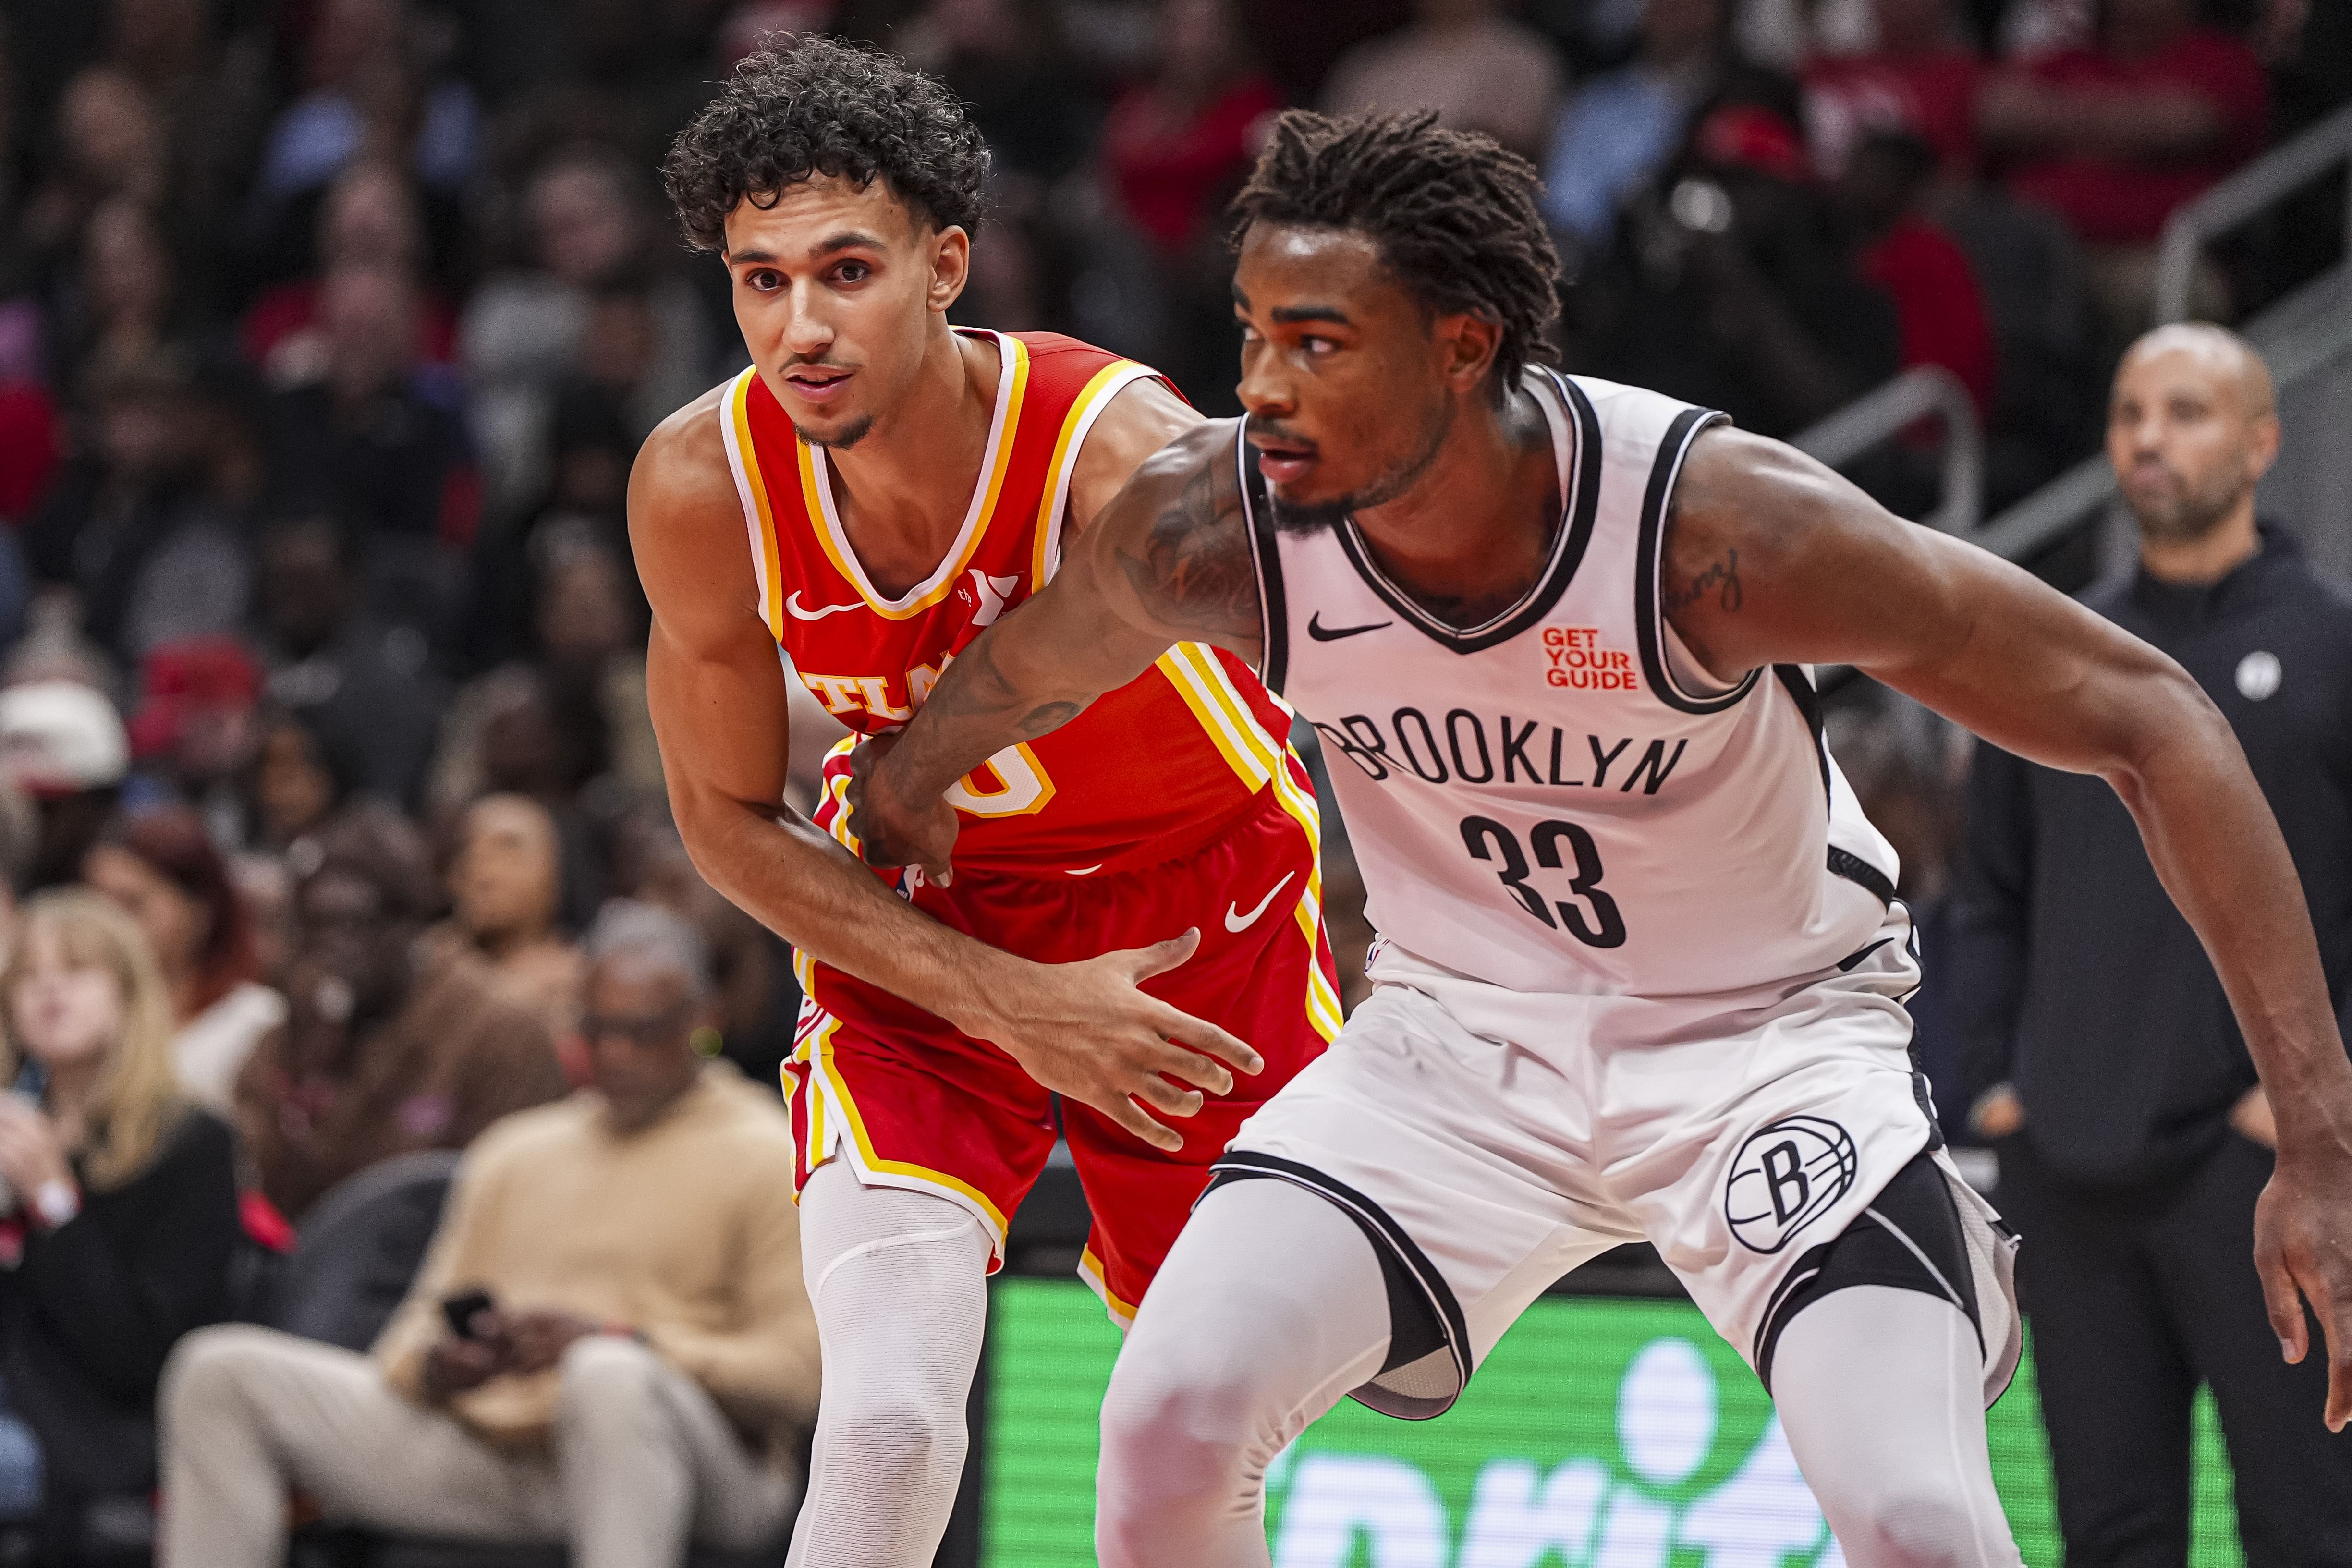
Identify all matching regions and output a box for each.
[1241,370,1901,999]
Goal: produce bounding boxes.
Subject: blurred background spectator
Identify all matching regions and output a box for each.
[1324,0,1564,158]
[0,888,239,1555]
[250,509,444,813]
[83,805,283,1117]
[426,791,586,1048]
[160,901,814,1568]
[232,805,565,1223]
[1802,0,1984,182]
[1978,0,2269,352]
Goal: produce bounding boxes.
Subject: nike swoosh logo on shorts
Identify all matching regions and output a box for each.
[1308,613,1391,641]
[786,591,864,620]
[1225,871,1297,933]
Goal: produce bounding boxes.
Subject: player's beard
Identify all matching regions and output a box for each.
[2124,453,2244,544]
[1270,390,1456,536]
[794,413,876,451]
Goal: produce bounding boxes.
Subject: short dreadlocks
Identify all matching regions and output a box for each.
[661,35,990,253]
[1231,110,1561,407]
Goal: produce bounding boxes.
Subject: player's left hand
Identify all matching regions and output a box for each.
[2254,1118,2352,1429]
[846,734,962,885]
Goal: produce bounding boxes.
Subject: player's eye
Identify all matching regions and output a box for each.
[744,269,782,292]
[834,260,873,284]
[1302,336,1340,357]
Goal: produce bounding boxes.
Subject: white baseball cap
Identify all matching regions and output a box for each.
[0,680,130,795]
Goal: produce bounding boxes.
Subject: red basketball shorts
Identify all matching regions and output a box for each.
[787,757,1341,1321]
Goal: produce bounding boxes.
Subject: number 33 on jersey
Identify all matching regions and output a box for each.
[1242,369,1904,999]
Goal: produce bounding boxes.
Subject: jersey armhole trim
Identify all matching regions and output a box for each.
[1032,360,1159,586]
[718,369,786,642]
[1237,424,1290,695]
[1773,663,1834,812]
[1634,406,1760,714]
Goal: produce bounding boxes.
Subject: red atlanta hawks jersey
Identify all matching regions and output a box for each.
[718,329,1302,876]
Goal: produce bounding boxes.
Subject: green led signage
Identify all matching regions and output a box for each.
[986,1279,2243,1567]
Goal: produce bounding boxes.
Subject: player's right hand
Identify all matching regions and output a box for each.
[963,928,1265,1152]
[2254,1117,2352,1430]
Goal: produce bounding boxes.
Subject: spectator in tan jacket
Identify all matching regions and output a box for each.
[158,900,815,1568]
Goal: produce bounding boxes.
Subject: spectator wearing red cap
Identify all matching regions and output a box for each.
[124,636,266,825]
[83,805,284,1116]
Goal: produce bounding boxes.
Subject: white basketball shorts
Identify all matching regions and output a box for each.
[1210,905,2021,1419]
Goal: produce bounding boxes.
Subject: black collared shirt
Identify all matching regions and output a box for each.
[1950,524,2352,1187]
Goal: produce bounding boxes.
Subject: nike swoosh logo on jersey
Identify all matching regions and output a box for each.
[786,591,865,620]
[1224,871,1297,933]
[1307,613,1391,641]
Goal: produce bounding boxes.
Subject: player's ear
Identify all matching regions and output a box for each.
[1437,311,1502,395]
[928,225,972,316]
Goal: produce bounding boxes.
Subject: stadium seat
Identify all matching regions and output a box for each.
[274,1151,465,1352]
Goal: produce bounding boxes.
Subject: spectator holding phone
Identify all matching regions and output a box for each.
[0,889,239,1546]
[161,901,815,1568]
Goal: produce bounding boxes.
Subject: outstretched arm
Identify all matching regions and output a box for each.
[1667,425,2352,1427]
[850,419,1261,877]
[629,397,1257,1150]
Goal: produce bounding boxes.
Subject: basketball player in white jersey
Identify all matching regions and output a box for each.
[850,110,2352,1565]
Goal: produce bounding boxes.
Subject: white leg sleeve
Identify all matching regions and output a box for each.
[1771,1286,2026,1568]
[1097,1178,1393,1568]
[782,1160,995,1568]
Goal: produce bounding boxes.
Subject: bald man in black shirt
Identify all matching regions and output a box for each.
[1954,325,2352,1566]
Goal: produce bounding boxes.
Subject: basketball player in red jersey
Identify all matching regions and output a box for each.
[628,37,1340,1567]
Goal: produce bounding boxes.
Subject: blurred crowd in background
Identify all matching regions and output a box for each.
[0,0,2343,1556]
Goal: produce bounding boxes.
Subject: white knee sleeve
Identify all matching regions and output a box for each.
[1098,1178,1393,1568]
[1771,1286,2024,1568]
[784,1161,995,1568]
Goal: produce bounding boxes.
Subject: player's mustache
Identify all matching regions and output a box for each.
[1249,421,1319,454]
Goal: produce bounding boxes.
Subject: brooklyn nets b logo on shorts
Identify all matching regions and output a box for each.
[1724,1116,1858,1253]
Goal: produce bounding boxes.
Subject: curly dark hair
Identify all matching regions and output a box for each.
[661,35,991,252]
[1230,109,1561,407]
